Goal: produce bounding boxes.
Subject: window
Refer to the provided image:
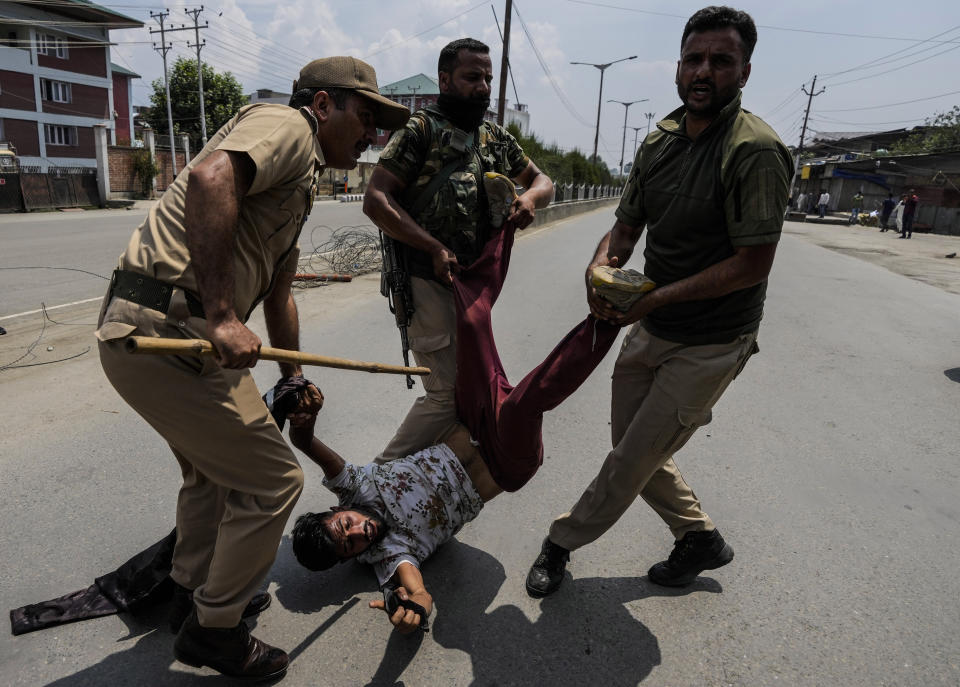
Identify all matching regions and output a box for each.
[40,78,71,103]
[44,124,77,146]
[38,33,68,58]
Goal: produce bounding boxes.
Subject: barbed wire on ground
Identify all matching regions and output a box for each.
[2,225,385,367]
[0,304,91,372]
[295,224,383,289]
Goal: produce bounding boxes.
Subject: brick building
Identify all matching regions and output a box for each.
[0,0,142,170]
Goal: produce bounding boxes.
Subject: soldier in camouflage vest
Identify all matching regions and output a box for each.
[365,38,554,463]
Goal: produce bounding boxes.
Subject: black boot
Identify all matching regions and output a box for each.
[170,583,272,633]
[647,529,734,587]
[525,538,570,597]
[174,608,288,681]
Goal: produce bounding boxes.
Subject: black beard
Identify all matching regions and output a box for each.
[437,92,490,130]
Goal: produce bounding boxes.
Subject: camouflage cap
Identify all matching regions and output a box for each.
[294,56,410,130]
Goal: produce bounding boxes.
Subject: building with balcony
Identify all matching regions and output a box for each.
[0,0,142,169]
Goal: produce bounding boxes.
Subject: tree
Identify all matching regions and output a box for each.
[506,122,614,186]
[145,57,247,150]
[891,105,960,155]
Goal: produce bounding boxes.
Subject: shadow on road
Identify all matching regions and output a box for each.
[292,539,722,687]
[38,535,723,687]
[944,367,960,383]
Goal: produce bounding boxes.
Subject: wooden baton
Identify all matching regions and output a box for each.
[124,336,430,377]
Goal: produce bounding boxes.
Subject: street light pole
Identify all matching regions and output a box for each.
[629,125,644,167]
[571,55,637,165]
[609,98,648,176]
[644,111,655,137]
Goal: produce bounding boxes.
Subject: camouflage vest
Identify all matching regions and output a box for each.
[402,106,515,279]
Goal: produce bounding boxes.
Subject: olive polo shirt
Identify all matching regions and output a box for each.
[118,103,324,323]
[616,92,792,344]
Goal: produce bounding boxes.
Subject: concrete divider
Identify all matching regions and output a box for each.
[531,197,618,228]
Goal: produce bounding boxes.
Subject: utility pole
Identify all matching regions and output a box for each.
[184,7,209,145]
[491,3,520,119]
[496,0,513,125]
[571,55,637,164]
[790,75,825,201]
[608,98,648,176]
[149,11,177,176]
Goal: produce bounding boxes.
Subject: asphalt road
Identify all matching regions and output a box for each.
[1,208,959,686]
[0,201,373,319]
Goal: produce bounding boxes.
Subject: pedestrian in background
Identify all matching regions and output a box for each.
[879,192,896,232]
[849,190,864,224]
[818,189,830,218]
[900,189,919,239]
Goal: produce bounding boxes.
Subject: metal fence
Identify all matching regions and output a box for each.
[553,182,623,203]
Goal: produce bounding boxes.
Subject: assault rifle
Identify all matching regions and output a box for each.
[379,231,416,389]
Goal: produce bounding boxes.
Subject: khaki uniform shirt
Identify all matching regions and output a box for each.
[616,93,792,344]
[115,104,323,324]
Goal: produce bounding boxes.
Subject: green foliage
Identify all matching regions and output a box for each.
[131,149,159,198]
[891,105,960,155]
[507,122,615,186]
[146,57,247,150]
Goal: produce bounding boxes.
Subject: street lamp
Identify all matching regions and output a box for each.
[644,112,655,137]
[609,98,648,176]
[628,125,645,168]
[571,55,637,164]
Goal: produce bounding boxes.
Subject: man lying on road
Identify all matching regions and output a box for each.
[287,222,635,633]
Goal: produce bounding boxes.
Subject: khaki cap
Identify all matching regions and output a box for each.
[293,56,410,130]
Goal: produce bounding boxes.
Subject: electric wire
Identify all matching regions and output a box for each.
[363,0,489,60]
[819,89,960,113]
[511,0,593,128]
[820,25,960,79]
[563,0,960,44]
[825,42,960,87]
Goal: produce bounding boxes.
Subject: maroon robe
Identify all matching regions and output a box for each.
[453,225,622,492]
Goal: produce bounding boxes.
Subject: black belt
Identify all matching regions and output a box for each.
[110,269,205,319]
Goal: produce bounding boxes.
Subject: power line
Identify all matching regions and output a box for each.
[511,0,593,128]
[819,89,960,113]
[810,115,927,127]
[820,24,960,79]
[825,42,960,87]
[563,0,960,44]
[363,0,489,60]
[762,88,803,120]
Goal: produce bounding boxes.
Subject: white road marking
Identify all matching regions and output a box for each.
[0,296,102,322]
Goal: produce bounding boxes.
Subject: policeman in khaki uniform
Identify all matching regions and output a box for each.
[526,7,793,597]
[364,38,554,461]
[97,57,408,680]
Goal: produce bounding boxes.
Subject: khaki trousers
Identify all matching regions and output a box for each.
[549,325,757,550]
[377,276,459,462]
[97,298,303,628]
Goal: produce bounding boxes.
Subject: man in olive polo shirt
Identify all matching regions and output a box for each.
[526,6,792,596]
[96,57,408,680]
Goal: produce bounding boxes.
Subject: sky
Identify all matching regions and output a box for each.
[105,0,960,170]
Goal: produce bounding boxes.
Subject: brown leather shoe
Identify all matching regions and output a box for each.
[169,583,272,633]
[173,608,288,681]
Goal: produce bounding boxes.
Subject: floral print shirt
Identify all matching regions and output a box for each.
[323,443,485,586]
